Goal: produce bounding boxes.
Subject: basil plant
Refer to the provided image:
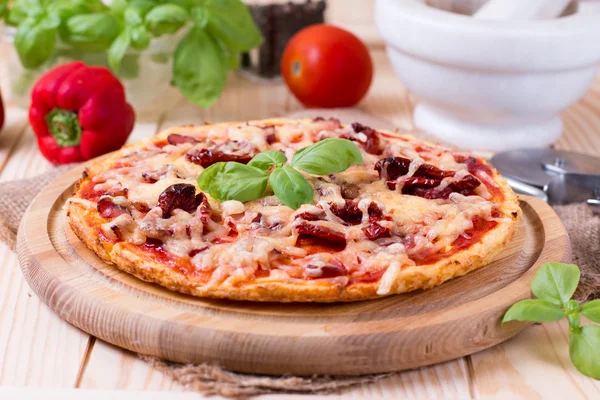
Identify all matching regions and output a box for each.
[0,0,263,107]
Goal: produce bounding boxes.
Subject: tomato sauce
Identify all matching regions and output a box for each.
[154,139,169,148]
[79,180,102,201]
[138,239,204,278]
[255,268,271,278]
[349,269,385,284]
[415,216,498,265]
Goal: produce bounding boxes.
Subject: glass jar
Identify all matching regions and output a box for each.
[0,25,184,120]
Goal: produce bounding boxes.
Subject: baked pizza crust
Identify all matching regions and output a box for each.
[67,118,521,302]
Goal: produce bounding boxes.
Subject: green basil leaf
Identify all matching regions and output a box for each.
[226,50,240,69]
[291,138,363,175]
[567,313,581,330]
[213,35,240,69]
[565,299,580,313]
[15,15,57,69]
[125,0,160,21]
[531,262,580,306]
[570,325,600,379]
[502,299,566,323]
[109,0,128,16]
[60,13,120,52]
[269,166,314,209]
[130,25,151,49]
[108,29,131,72]
[124,0,160,27]
[37,11,61,30]
[190,6,208,29]
[172,27,228,108]
[48,0,107,20]
[581,300,600,323]
[6,0,42,26]
[168,0,197,9]
[197,162,268,202]
[248,150,287,171]
[565,299,582,329]
[203,0,263,52]
[145,4,189,36]
[124,7,144,26]
[0,0,9,19]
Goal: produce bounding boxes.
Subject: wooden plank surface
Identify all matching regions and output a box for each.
[0,41,599,398]
[0,112,90,388]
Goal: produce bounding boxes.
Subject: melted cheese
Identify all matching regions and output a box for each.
[79,120,507,287]
[377,262,401,295]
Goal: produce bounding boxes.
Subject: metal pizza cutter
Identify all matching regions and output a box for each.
[491,149,600,213]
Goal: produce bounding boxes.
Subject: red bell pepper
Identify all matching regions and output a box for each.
[29,62,135,164]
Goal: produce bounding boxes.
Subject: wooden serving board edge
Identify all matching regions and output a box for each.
[16,164,572,376]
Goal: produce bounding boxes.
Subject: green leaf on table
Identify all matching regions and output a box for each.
[15,14,59,69]
[172,27,228,108]
[581,300,600,324]
[197,162,268,202]
[203,0,263,52]
[269,166,314,209]
[60,13,120,52]
[565,299,582,329]
[291,138,363,175]
[145,4,189,36]
[568,313,581,330]
[570,325,600,379]
[502,299,566,323]
[248,150,287,172]
[530,262,580,306]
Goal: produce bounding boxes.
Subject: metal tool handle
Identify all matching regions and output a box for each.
[504,177,549,202]
[588,198,600,214]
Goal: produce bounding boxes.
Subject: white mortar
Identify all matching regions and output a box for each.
[375,0,600,150]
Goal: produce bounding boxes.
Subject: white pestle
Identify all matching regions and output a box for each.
[474,0,573,20]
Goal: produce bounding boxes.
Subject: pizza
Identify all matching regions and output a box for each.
[67,118,520,302]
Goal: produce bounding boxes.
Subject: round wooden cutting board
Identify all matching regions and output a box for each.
[16,164,571,376]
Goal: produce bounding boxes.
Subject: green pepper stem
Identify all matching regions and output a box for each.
[46,108,82,147]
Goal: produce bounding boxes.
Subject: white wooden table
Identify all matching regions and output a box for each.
[1,42,600,400]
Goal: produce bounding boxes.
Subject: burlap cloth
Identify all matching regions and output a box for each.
[1,132,599,397]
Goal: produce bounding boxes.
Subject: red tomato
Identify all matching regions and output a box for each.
[281,24,373,108]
